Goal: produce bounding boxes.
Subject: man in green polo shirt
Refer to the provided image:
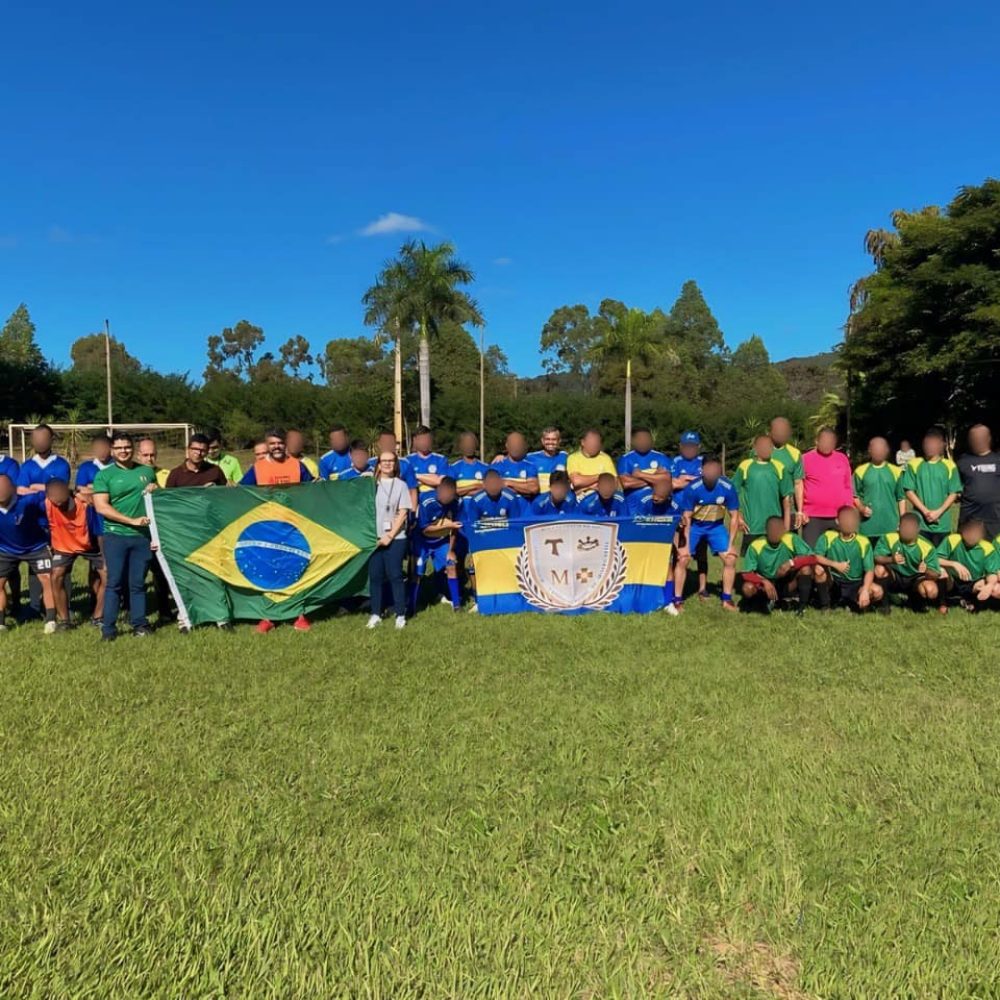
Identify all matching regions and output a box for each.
[205,428,243,484]
[813,505,883,612]
[900,428,961,545]
[873,511,941,612]
[92,432,158,641]
[935,519,1000,613]
[853,435,906,547]
[740,515,816,614]
[732,434,793,554]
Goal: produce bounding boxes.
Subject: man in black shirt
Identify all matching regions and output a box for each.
[958,424,1000,537]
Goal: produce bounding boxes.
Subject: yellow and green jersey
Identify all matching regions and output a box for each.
[815,531,874,581]
[772,443,803,482]
[934,534,1000,581]
[732,458,792,534]
[900,457,961,533]
[743,532,812,578]
[853,461,904,537]
[874,533,939,577]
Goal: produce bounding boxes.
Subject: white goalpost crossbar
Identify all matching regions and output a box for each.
[6,423,194,462]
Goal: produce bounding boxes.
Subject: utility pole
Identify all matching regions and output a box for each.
[393,318,403,447]
[104,319,114,430]
[479,329,486,452]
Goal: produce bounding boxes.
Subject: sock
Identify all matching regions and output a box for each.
[880,587,890,609]
[797,573,814,607]
[663,581,675,606]
[817,579,831,609]
[45,608,57,622]
[447,576,461,609]
[721,592,733,603]
[408,580,421,614]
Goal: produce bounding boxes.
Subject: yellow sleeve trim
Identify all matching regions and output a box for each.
[855,462,870,481]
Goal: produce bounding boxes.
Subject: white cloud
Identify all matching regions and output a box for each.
[493,256,512,266]
[359,212,431,237]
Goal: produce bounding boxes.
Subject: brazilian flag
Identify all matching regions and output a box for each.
[147,480,376,627]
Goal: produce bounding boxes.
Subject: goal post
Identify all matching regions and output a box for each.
[7,423,193,468]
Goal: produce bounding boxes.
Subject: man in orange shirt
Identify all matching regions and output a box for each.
[240,428,315,486]
[45,477,106,630]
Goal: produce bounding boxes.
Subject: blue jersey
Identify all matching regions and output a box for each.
[0,492,49,555]
[527,449,568,492]
[0,455,20,483]
[627,487,683,524]
[616,449,671,492]
[491,456,539,487]
[406,452,450,494]
[579,492,628,519]
[670,454,704,482]
[318,448,353,481]
[17,454,71,490]
[530,491,579,518]
[75,458,113,490]
[416,495,462,543]
[338,466,373,481]
[680,476,738,523]
[450,458,490,492]
[464,488,523,522]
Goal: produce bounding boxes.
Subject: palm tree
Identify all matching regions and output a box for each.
[363,241,484,429]
[590,306,674,444]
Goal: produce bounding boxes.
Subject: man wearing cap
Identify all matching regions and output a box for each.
[617,427,670,496]
[671,431,704,491]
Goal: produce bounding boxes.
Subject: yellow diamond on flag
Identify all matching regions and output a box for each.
[186,500,361,603]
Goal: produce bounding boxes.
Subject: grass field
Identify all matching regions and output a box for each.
[2,597,999,998]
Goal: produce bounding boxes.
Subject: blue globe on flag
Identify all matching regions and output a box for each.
[234,520,312,590]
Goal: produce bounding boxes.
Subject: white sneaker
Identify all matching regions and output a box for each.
[43,620,57,634]
[366,614,381,630]
[439,596,452,607]
[467,602,478,614]
[394,615,406,630]
[663,603,680,617]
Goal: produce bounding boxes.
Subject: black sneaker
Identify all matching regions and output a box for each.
[56,620,76,632]
[89,617,103,629]
[101,633,117,642]
[132,626,154,638]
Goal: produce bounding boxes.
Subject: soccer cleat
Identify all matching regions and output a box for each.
[132,626,153,638]
[215,621,233,631]
[0,622,8,633]
[721,600,738,613]
[366,614,381,630]
[467,603,479,614]
[663,603,680,616]
[293,615,311,632]
[394,615,407,630]
[89,617,102,629]
[439,596,453,607]
[43,620,58,635]
[697,590,712,602]
[55,620,75,632]
[256,619,276,634]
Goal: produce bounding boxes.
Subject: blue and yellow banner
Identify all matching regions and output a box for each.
[467,516,677,615]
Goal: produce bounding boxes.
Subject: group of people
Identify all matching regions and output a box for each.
[1,416,999,636]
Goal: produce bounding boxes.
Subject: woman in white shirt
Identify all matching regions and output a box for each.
[366,451,412,630]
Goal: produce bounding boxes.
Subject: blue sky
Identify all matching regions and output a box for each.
[2,1,997,379]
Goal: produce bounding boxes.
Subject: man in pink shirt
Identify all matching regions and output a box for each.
[800,427,854,546]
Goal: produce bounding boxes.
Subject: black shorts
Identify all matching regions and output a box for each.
[51,550,104,571]
[0,547,53,579]
[740,533,764,556]
[921,530,949,547]
[887,570,924,596]
[831,579,863,606]
[950,579,983,601]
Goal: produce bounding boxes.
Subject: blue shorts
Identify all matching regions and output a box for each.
[687,521,731,555]
[414,541,455,574]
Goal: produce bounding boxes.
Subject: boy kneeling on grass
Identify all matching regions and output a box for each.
[935,519,1000,614]
[873,512,940,614]
[813,505,884,612]
[740,515,816,615]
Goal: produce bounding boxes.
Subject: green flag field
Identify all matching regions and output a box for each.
[1,602,997,997]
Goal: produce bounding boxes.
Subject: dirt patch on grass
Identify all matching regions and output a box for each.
[706,936,811,999]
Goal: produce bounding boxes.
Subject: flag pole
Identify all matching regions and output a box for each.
[104,319,114,431]
[393,318,403,447]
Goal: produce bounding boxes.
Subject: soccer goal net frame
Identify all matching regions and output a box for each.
[6,423,194,463]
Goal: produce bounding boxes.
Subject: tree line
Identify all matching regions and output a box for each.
[3,175,996,459]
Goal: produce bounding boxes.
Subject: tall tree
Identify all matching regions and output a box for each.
[205,320,265,380]
[590,304,671,443]
[0,304,44,367]
[841,178,1000,439]
[362,241,484,428]
[539,304,599,390]
[70,333,141,374]
[278,335,314,379]
[664,280,727,401]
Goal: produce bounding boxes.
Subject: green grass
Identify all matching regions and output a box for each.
[2,600,999,998]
